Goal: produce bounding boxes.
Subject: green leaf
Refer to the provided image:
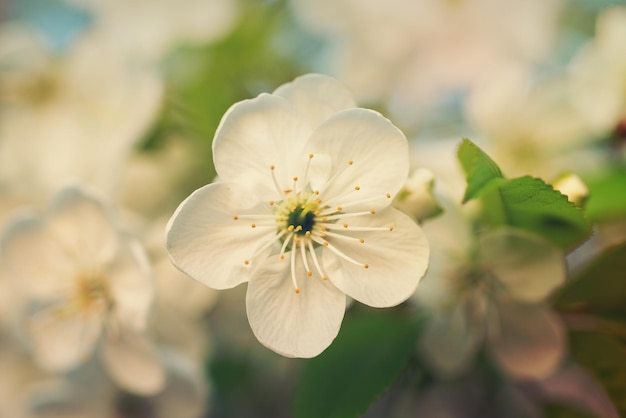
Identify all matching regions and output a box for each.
[480,176,591,250]
[584,168,626,222]
[293,309,422,418]
[556,242,626,320]
[457,138,504,202]
[569,332,626,417]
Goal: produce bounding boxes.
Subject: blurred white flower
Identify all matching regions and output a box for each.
[393,167,442,223]
[552,173,589,207]
[68,0,239,61]
[418,225,567,380]
[290,0,563,127]
[166,74,429,358]
[0,185,165,395]
[0,25,163,200]
[569,6,626,139]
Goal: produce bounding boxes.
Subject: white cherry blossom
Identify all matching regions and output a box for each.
[0,185,165,395]
[166,74,429,357]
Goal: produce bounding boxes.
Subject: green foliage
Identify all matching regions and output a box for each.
[556,241,626,320]
[584,168,626,222]
[457,139,591,250]
[481,176,591,250]
[457,138,504,202]
[569,332,626,417]
[293,309,422,418]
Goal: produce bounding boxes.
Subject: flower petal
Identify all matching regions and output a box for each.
[322,208,429,307]
[29,308,102,371]
[246,255,346,358]
[273,73,356,128]
[419,305,482,377]
[479,227,566,303]
[101,327,165,396]
[487,302,566,379]
[108,239,154,331]
[212,93,313,197]
[306,108,409,210]
[47,185,119,269]
[1,210,75,299]
[166,182,276,290]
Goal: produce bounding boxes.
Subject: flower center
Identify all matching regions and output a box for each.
[232,156,397,294]
[286,203,317,236]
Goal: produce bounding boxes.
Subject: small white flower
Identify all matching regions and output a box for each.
[166,74,430,357]
[393,167,443,223]
[419,226,567,379]
[0,185,165,395]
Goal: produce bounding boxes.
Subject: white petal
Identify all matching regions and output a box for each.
[273,73,356,128]
[246,255,346,358]
[212,93,313,196]
[47,185,118,269]
[166,182,276,290]
[487,302,566,379]
[1,210,75,298]
[479,227,566,303]
[419,305,482,377]
[108,239,154,331]
[322,208,429,307]
[101,327,165,396]
[306,108,409,210]
[29,309,102,371]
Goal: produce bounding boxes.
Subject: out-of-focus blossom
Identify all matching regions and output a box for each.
[290,0,563,127]
[569,6,626,140]
[166,73,429,358]
[67,0,239,61]
[0,185,164,395]
[552,173,589,207]
[24,351,208,418]
[465,66,595,178]
[0,25,163,200]
[418,219,566,379]
[393,167,442,223]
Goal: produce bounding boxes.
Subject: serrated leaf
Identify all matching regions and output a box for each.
[556,242,626,320]
[480,176,591,250]
[457,138,504,202]
[569,332,626,417]
[293,310,421,418]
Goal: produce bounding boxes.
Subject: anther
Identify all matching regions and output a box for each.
[343,223,348,228]
[293,176,298,181]
[280,255,285,260]
[307,271,313,277]
[354,186,360,190]
[314,190,320,195]
[389,226,394,231]
[386,193,391,198]
[337,206,343,211]
[323,241,329,246]
[233,215,239,220]
[288,225,295,231]
[270,165,275,170]
[244,260,250,265]
[364,264,369,269]
[370,209,376,214]
[295,225,303,232]
[251,223,256,228]
[309,153,314,159]
[305,231,311,237]
[295,237,301,244]
[269,200,275,206]
[295,288,300,294]
[359,238,365,243]
[322,276,328,281]
[348,160,353,165]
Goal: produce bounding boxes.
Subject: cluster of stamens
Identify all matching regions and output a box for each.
[232,154,396,294]
[54,270,113,319]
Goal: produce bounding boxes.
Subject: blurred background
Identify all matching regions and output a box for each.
[0,0,625,417]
